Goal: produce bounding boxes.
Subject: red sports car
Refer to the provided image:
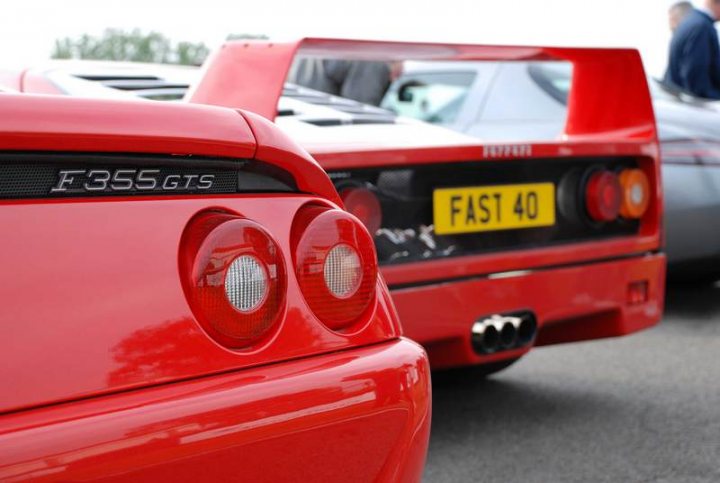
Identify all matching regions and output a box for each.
[188,39,666,374]
[0,93,430,481]
[9,39,666,376]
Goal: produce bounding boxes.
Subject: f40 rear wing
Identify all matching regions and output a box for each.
[187,38,656,141]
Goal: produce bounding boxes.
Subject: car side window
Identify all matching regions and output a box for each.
[526,62,573,105]
[477,62,572,124]
[381,72,476,124]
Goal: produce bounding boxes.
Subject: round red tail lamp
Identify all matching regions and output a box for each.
[619,168,650,219]
[585,170,622,222]
[340,187,382,235]
[293,205,378,331]
[180,212,286,349]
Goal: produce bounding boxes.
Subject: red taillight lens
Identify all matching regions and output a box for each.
[340,187,382,234]
[180,212,286,349]
[619,168,650,219]
[293,205,378,331]
[585,170,622,222]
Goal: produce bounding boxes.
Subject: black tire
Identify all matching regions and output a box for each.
[433,357,522,384]
[667,259,720,285]
[667,272,720,286]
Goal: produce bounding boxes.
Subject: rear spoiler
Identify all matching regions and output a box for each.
[187,38,656,141]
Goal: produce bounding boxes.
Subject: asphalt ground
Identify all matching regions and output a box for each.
[425,284,720,483]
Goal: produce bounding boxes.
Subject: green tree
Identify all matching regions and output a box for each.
[51,29,210,66]
[176,41,210,66]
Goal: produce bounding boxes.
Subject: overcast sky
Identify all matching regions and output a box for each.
[0,0,702,76]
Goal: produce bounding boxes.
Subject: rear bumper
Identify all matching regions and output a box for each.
[0,339,431,482]
[390,253,666,369]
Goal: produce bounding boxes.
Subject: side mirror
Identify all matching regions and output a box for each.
[398,80,425,102]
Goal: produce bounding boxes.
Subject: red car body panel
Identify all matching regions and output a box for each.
[0,339,430,482]
[186,39,665,369]
[0,195,401,413]
[394,254,664,368]
[0,94,430,480]
[0,69,58,93]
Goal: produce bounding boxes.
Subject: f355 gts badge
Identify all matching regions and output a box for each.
[51,169,216,193]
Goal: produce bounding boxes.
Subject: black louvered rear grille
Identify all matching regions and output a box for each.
[330,157,641,265]
[0,153,296,200]
[72,75,190,100]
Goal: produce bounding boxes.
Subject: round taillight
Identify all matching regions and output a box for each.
[293,205,378,331]
[619,168,650,219]
[180,212,286,349]
[340,187,382,235]
[585,170,622,222]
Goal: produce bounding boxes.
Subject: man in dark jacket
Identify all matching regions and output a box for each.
[669,1,693,31]
[289,59,391,106]
[665,0,720,99]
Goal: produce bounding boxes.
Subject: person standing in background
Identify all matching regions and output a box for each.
[287,58,341,96]
[665,0,720,99]
[669,1,693,31]
[289,58,391,106]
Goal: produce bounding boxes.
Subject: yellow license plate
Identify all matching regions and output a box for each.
[433,183,555,235]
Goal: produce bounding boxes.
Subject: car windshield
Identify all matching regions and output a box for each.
[381,71,476,124]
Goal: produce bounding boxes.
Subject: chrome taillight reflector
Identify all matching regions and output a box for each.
[225,255,269,312]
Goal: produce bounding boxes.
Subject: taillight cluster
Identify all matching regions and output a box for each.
[584,168,650,223]
[180,206,378,349]
[179,213,287,349]
[292,205,378,331]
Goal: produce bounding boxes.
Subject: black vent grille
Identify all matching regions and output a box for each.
[303,117,396,127]
[74,75,190,100]
[330,157,641,265]
[0,153,296,200]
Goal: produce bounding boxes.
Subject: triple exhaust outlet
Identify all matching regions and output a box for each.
[471,312,537,355]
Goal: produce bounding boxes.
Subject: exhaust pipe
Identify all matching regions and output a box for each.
[471,320,500,354]
[497,317,519,349]
[471,312,538,355]
[516,314,538,346]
